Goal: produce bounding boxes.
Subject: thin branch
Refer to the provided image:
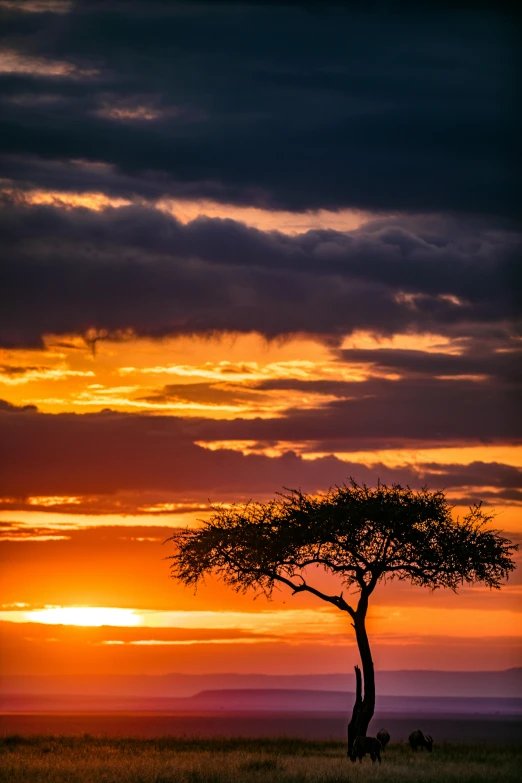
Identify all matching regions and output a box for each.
[264,570,356,618]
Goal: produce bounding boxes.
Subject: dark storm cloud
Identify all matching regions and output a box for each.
[0,401,401,498]
[337,346,522,383]
[0,2,519,215]
[138,382,267,407]
[0,401,520,504]
[194,375,522,448]
[0,364,43,376]
[0,199,520,346]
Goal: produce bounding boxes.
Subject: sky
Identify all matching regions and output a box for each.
[0,0,521,681]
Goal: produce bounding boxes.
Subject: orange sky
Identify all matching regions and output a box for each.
[1,314,521,676]
[0,2,520,680]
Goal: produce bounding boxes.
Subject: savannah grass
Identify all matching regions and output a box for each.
[1,735,521,783]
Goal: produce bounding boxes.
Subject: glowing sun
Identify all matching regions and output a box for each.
[24,606,142,627]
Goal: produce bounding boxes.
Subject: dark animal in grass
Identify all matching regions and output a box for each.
[409,730,434,752]
[349,735,382,763]
[376,729,390,750]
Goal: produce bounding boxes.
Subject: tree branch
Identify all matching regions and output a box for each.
[265,570,356,618]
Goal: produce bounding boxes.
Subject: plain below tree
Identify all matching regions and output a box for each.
[167,481,516,754]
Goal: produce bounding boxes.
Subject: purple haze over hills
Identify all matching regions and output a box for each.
[2,671,522,744]
[2,669,521,703]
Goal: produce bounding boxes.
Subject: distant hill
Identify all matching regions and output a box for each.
[2,668,521,700]
[2,689,522,716]
[189,689,522,715]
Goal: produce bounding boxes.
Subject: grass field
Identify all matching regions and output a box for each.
[1,735,520,783]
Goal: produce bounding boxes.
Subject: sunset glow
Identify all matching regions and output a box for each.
[0,0,520,694]
[20,606,142,628]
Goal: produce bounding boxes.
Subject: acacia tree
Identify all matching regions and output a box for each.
[168,482,516,752]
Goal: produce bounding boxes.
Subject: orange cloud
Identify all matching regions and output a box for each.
[0,48,96,77]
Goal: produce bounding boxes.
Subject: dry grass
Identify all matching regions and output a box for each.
[1,735,520,782]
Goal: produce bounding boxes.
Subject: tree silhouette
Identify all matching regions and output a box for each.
[167,481,516,752]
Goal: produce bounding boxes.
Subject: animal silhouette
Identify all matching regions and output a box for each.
[376,728,390,750]
[349,735,382,763]
[409,730,433,752]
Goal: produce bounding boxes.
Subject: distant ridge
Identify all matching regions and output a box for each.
[189,689,522,715]
[2,669,521,699]
[2,689,522,716]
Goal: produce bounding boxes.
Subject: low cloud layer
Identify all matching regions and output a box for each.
[1,401,520,507]
[1,199,520,346]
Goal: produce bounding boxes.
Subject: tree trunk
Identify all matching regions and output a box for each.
[347,611,375,756]
[354,612,375,737]
[347,664,362,755]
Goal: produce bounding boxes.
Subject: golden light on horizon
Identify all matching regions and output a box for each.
[22,606,142,627]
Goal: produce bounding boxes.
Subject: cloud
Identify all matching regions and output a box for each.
[0,493,211,516]
[0,1,71,14]
[198,373,522,448]
[0,4,519,215]
[0,401,520,505]
[1,199,520,347]
[0,520,71,540]
[337,345,522,384]
[0,364,42,376]
[0,362,95,383]
[137,382,268,408]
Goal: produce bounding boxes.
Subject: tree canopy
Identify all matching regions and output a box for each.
[168,482,516,620]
